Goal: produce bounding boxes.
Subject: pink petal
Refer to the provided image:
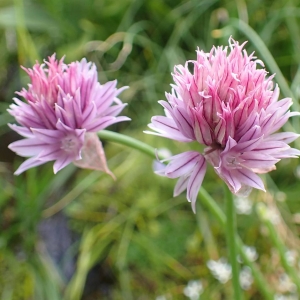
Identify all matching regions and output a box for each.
[273,147,300,158]
[233,135,263,153]
[193,108,213,145]
[104,103,127,117]
[253,140,289,155]
[14,157,46,175]
[238,125,262,143]
[174,176,190,197]
[164,151,201,178]
[83,116,130,132]
[172,106,195,140]
[31,128,64,144]
[219,168,242,194]
[234,168,265,191]
[53,154,75,174]
[266,132,300,144]
[38,146,63,161]
[240,152,279,169]
[81,101,97,126]
[95,82,118,113]
[186,156,207,213]
[147,116,192,142]
[8,138,47,157]
[8,124,34,138]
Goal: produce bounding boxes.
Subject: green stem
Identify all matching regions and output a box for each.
[224,185,242,300]
[198,188,226,225]
[98,130,158,159]
[98,130,275,299]
[266,219,300,291]
[198,188,274,300]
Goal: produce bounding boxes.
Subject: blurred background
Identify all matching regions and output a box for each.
[1,0,300,299]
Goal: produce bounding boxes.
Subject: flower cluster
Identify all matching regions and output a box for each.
[207,258,232,284]
[8,55,129,175]
[183,280,203,300]
[147,37,300,211]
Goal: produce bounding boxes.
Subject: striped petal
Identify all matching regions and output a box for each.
[186,156,207,213]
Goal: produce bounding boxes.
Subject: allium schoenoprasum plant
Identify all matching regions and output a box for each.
[8,55,130,175]
[146,37,300,212]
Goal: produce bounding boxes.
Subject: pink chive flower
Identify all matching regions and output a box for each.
[146,37,300,212]
[8,55,130,175]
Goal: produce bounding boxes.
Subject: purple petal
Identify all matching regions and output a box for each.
[174,175,190,197]
[234,168,265,191]
[147,116,192,142]
[269,112,300,134]
[260,110,282,135]
[172,106,195,140]
[83,116,130,132]
[8,124,34,138]
[53,154,74,174]
[214,117,226,145]
[186,156,207,213]
[273,147,300,158]
[266,132,300,144]
[266,97,292,114]
[31,128,64,144]
[104,103,127,117]
[235,113,259,139]
[164,151,201,178]
[8,138,47,157]
[240,152,279,169]
[253,140,289,155]
[219,168,242,194]
[14,157,46,175]
[233,136,263,153]
[193,108,213,145]
[94,81,117,113]
[81,101,97,126]
[223,136,237,153]
[238,125,262,143]
[38,145,63,161]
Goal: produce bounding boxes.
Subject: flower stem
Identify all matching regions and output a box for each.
[98,130,158,159]
[224,185,243,300]
[98,130,274,299]
[198,188,273,300]
[265,216,300,291]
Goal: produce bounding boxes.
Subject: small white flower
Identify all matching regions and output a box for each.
[157,148,173,159]
[234,197,252,215]
[278,273,297,293]
[274,294,299,300]
[207,258,232,284]
[268,209,281,225]
[238,245,258,263]
[239,266,253,290]
[156,296,169,300]
[285,250,297,266]
[275,294,287,300]
[183,280,203,300]
[256,203,280,224]
[275,191,287,202]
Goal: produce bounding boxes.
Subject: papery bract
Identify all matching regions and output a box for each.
[8,55,130,175]
[146,37,300,212]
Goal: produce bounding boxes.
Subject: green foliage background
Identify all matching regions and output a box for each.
[1,0,300,299]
